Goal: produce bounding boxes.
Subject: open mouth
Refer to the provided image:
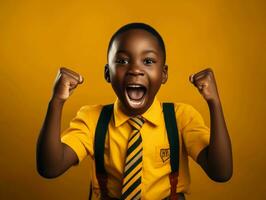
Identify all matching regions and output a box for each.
[125,84,147,107]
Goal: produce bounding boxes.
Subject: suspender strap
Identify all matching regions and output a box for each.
[94,104,114,200]
[163,103,180,200]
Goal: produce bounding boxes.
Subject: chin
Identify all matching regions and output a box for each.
[122,94,153,117]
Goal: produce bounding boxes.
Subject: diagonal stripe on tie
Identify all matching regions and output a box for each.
[122,167,142,194]
[121,116,145,200]
[129,118,144,130]
[127,131,140,149]
[128,131,138,144]
[125,148,142,166]
[123,155,142,178]
[123,167,142,188]
[124,144,142,166]
[131,190,141,200]
[125,149,142,173]
[121,177,141,199]
[126,135,142,156]
[122,162,142,189]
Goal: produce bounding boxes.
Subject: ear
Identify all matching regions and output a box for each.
[161,64,168,84]
[104,64,111,83]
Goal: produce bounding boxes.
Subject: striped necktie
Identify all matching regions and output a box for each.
[121,116,145,200]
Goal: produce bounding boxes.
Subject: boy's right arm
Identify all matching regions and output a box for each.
[36,67,83,178]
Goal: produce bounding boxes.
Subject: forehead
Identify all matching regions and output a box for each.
[110,29,162,55]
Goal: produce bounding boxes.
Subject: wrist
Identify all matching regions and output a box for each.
[207,97,221,107]
[49,96,66,107]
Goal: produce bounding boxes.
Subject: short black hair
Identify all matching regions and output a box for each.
[107,22,166,64]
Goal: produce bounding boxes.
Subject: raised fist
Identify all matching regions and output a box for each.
[52,67,83,101]
[189,68,220,103]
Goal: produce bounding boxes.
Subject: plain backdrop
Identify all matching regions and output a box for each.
[0,0,265,199]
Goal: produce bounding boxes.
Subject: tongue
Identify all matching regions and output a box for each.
[127,88,145,100]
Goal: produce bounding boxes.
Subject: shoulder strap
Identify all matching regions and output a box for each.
[163,103,180,200]
[162,103,179,173]
[94,104,114,174]
[93,104,114,199]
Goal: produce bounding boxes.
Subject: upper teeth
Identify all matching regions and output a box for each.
[128,84,142,88]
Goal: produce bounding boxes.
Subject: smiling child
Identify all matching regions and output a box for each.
[36,23,233,200]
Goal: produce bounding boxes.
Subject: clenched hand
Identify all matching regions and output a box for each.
[189,68,219,103]
[52,67,84,101]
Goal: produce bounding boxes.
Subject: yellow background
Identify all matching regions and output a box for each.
[0,0,265,199]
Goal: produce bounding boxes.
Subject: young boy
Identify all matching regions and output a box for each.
[36,23,232,200]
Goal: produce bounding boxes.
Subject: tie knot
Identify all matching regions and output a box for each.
[128,116,145,130]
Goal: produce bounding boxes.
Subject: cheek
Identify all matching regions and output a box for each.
[148,68,163,86]
[110,67,125,86]
[109,66,119,80]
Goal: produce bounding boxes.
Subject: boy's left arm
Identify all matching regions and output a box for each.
[190,68,233,182]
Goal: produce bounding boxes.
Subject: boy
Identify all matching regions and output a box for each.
[36,23,232,200]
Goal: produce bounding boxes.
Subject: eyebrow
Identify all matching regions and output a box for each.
[142,50,159,55]
[116,50,129,55]
[116,49,159,55]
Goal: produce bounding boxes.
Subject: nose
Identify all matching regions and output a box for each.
[127,63,144,76]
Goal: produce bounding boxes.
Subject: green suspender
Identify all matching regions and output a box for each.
[94,104,114,174]
[162,103,180,200]
[93,104,114,200]
[162,103,179,172]
[92,103,179,200]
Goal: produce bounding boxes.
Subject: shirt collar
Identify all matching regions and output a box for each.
[113,97,162,127]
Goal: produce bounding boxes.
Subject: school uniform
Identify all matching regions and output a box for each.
[61,97,210,199]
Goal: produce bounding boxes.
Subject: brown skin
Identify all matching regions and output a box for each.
[36,29,232,182]
[105,29,168,116]
[190,68,233,182]
[36,67,82,178]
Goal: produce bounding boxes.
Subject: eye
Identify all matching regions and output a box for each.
[115,58,129,64]
[144,57,156,65]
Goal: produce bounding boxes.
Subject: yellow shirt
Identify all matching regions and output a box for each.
[61,98,210,199]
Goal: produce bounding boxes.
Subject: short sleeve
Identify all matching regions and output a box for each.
[176,103,210,162]
[61,105,102,164]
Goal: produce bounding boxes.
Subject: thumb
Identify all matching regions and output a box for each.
[189,74,195,85]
